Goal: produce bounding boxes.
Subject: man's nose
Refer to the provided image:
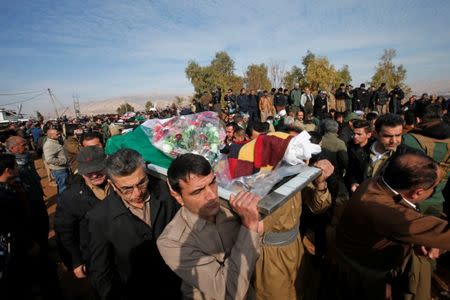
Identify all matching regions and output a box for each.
[205,185,217,201]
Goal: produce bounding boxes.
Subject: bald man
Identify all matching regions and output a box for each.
[43,128,69,194]
[325,152,449,299]
[5,136,49,249]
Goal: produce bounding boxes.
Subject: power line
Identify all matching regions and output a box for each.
[0,90,43,96]
[0,91,47,106]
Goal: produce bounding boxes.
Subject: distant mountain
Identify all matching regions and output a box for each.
[410,79,450,96]
[78,93,191,116]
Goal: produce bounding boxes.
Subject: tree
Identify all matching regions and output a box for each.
[244,63,272,91]
[335,64,352,86]
[371,49,408,91]
[116,102,134,115]
[304,57,337,92]
[302,51,316,76]
[174,96,184,106]
[283,50,352,92]
[283,66,304,90]
[145,100,154,112]
[268,60,286,88]
[185,51,244,101]
[210,51,235,77]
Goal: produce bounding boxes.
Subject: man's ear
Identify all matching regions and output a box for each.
[405,188,425,203]
[166,179,183,206]
[108,179,118,193]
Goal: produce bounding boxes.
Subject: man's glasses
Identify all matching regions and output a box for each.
[113,177,149,196]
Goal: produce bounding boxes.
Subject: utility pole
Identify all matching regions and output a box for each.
[47,88,60,119]
[73,94,81,119]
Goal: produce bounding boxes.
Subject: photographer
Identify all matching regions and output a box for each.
[389,85,404,114]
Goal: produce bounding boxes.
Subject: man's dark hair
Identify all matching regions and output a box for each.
[383,152,438,191]
[308,131,322,144]
[366,112,378,123]
[251,122,270,134]
[416,103,442,122]
[226,122,239,132]
[0,153,16,175]
[105,148,145,181]
[374,113,404,132]
[352,119,371,132]
[65,124,78,137]
[80,131,104,146]
[167,154,212,194]
[334,111,344,121]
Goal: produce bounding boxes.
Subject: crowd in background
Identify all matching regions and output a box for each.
[0,81,449,299]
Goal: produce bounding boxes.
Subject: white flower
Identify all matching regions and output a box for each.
[162,143,173,153]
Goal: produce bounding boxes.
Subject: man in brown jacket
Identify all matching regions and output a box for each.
[327,152,449,300]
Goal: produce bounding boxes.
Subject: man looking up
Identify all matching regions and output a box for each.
[158,153,263,299]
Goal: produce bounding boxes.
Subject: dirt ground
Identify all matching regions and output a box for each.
[35,157,449,299]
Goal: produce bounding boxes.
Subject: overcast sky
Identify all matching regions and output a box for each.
[1,0,449,114]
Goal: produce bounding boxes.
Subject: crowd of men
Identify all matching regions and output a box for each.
[0,82,449,299]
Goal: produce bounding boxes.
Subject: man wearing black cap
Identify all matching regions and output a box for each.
[54,146,109,280]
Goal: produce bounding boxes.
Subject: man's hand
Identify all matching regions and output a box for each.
[313,159,334,184]
[351,183,360,193]
[230,191,261,233]
[73,264,87,279]
[420,246,441,259]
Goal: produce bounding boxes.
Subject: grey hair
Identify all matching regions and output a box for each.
[284,116,295,127]
[321,119,339,134]
[105,148,145,181]
[5,136,25,150]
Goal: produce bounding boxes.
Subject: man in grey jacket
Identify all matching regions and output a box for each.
[43,128,69,194]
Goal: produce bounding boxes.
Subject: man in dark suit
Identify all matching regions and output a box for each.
[87,148,180,299]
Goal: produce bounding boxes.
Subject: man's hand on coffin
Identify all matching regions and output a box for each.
[230,191,263,233]
[313,159,334,189]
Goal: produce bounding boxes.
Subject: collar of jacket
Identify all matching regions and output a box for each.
[377,177,417,210]
[108,175,162,227]
[72,175,103,198]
